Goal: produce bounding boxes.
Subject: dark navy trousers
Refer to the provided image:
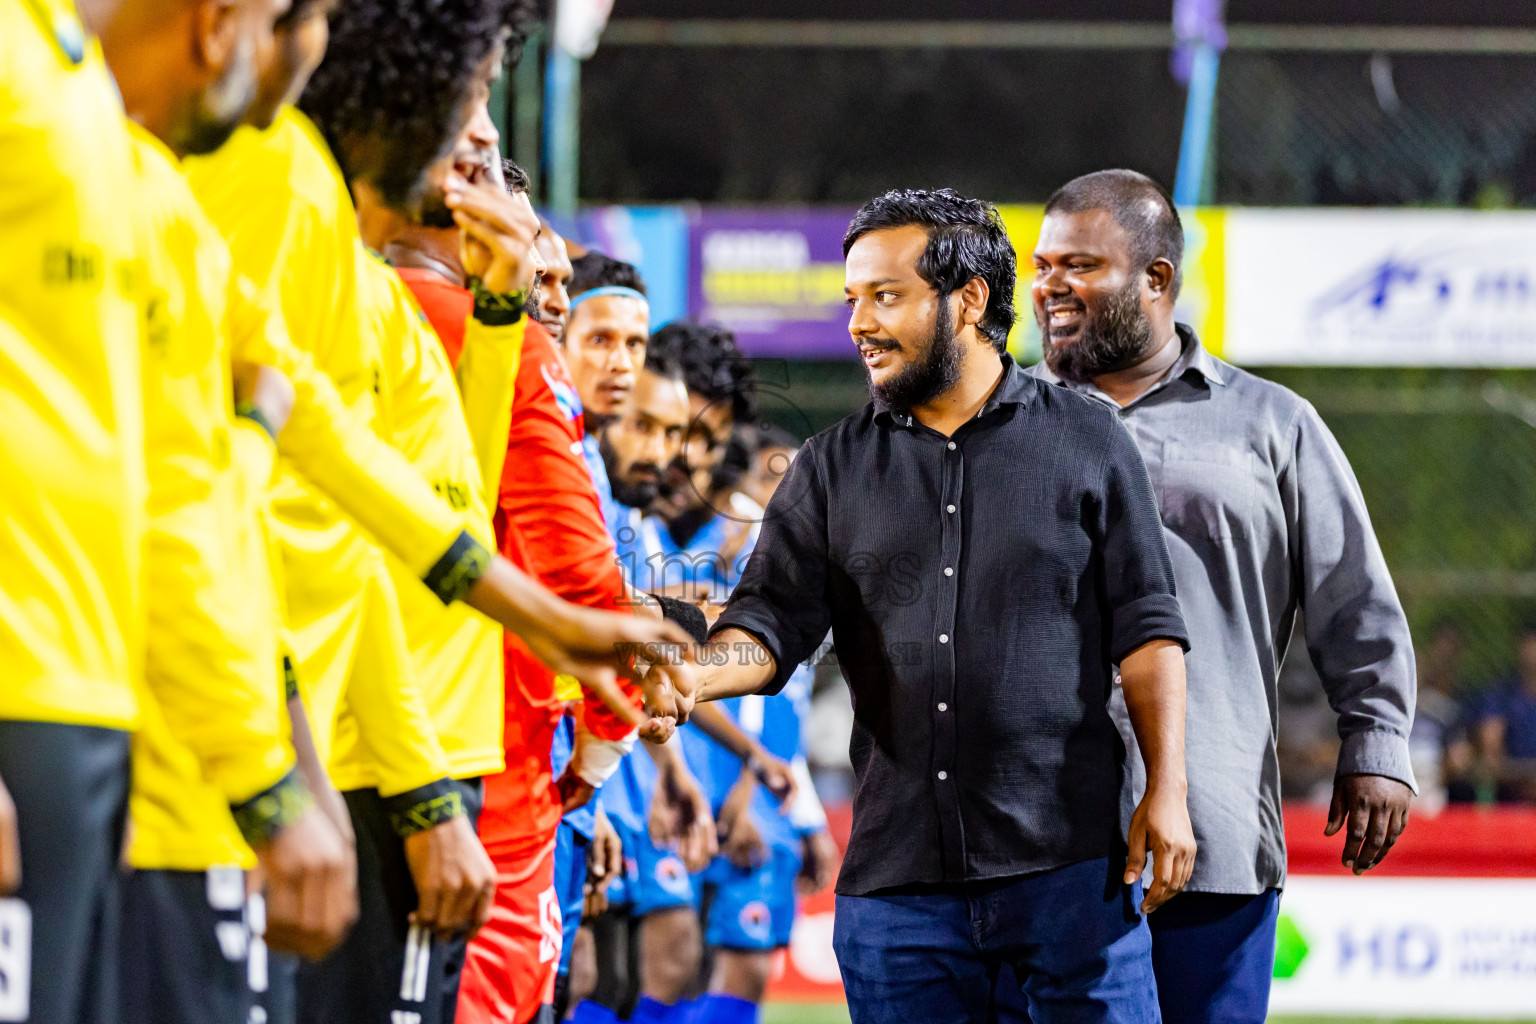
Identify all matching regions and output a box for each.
[831,857,1160,1024]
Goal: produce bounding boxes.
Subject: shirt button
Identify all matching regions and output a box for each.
[947,441,957,450]
[937,771,948,781]
[946,504,956,514]
[938,702,948,712]
[939,634,949,644]
[943,567,953,577]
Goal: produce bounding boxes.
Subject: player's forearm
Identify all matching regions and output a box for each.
[464,555,577,641]
[1120,638,1189,796]
[697,629,778,702]
[690,702,761,763]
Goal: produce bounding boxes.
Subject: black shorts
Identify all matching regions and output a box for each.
[296,778,483,1024]
[120,867,256,1024]
[0,719,128,1024]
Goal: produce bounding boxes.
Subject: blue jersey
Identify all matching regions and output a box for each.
[703,664,817,854]
[638,494,761,601]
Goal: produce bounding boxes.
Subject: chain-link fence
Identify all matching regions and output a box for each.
[1219,51,1536,207]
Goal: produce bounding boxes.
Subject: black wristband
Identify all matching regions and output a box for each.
[651,594,708,644]
[469,278,526,327]
[234,400,279,444]
[230,768,312,847]
[281,654,300,702]
[383,779,466,838]
[422,530,491,605]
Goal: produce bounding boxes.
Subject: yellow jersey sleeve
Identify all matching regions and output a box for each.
[186,109,459,799]
[225,270,476,580]
[130,122,295,808]
[0,0,144,730]
[455,309,525,510]
[363,255,506,779]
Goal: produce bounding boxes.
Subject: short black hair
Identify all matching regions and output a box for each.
[647,320,756,424]
[644,348,686,382]
[843,188,1017,353]
[502,158,530,195]
[1044,170,1185,299]
[568,251,647,298]
[299,0,539,210]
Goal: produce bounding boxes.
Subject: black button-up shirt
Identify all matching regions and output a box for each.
[712,355,1190,896]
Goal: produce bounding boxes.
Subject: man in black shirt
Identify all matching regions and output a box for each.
[685,189,1195,1024]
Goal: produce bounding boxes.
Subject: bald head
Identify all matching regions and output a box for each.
[1044,170,1184,299]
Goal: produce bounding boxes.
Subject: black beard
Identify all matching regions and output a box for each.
[866,299,963,411]
[1040,280,1155,383]
[597,430,659,509]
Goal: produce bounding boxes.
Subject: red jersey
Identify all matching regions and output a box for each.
[398,268,637,853]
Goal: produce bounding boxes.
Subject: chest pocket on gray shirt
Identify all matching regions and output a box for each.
[1156,441,1261,542]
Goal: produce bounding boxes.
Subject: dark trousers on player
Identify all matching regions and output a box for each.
[832,857,1159,1024]
[0,720,128,1024]
[121,867,259,1024]
[297,778,483,1024]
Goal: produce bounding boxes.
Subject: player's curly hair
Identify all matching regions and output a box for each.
[299,0,541,211]
[646,320,757,425]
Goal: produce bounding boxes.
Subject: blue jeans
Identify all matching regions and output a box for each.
[994,890,1280,1024]
[832,857,1159,1024]
[1147,890,1279,1024]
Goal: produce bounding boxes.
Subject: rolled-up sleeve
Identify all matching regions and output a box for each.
[710,439,833,695]
[1286,402,1417,791]
[1097,416,1190,662]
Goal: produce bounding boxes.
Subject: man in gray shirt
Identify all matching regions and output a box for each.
[1015,170,1417,1024]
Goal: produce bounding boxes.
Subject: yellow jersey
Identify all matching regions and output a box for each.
[125,123,299,869]
[355,252,521,779]
[184,108,497,793]
[0,0,145,730]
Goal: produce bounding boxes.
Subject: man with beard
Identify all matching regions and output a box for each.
[1022,169,1416,1024]
[643,322,760,604]
[683,188,1195,1024]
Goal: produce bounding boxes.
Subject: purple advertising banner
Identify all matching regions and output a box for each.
[688,208,861,359]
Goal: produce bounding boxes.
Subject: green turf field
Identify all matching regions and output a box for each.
[761,1007,1535,1024]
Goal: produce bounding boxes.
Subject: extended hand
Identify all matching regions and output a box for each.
[1326,773,1412,874]
[1125,784,1195,914]
[524,603,697,730]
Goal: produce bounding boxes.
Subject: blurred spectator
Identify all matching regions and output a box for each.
[1410,620,1475,812]
[1474,622,1536,803]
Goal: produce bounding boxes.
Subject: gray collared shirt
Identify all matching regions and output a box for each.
[1031,325,1417,894]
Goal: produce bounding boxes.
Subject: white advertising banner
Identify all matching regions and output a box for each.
[1223,208,1536,367]
[1270,876,1536,1019]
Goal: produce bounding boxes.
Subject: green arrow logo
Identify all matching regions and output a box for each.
[1273,913,1310,979]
